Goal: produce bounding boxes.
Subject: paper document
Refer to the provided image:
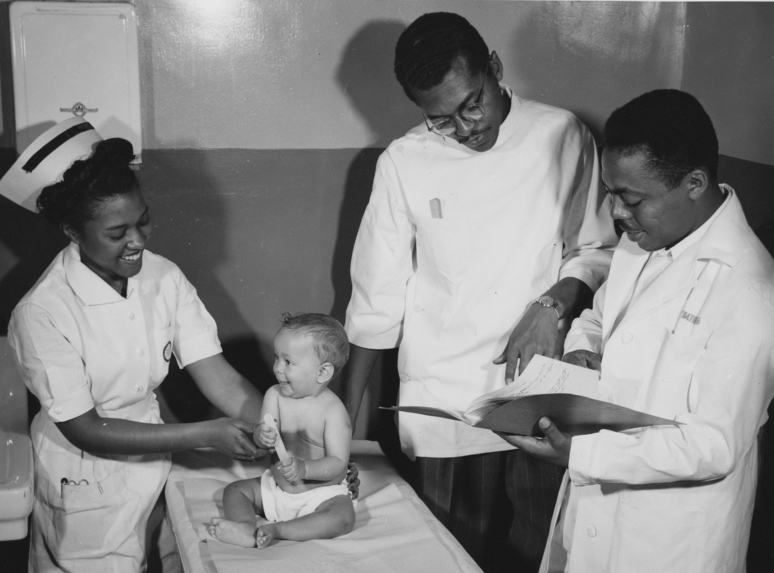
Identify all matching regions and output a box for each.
[384,355,679,436]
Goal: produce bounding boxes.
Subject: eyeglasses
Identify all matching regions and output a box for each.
[423,63,490,137]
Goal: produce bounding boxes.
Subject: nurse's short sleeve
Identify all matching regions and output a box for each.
[8,303,95,422]
[171,269,222,368]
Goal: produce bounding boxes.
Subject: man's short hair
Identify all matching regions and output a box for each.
[280,312,350,374]
[394,12,489,103]
[603,89,719,189]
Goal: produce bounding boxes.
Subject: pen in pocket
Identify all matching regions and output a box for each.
[429,198,443,219]
[60,477,91,498]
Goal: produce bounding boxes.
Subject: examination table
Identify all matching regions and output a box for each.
[165,440,483,573]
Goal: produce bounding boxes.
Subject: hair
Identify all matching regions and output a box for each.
[36,138,138,230]
[394,12,489,102]
[603,89,718,189]
[280,312,350,374]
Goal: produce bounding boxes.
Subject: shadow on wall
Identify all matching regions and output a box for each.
[0,182,69,335]
[137,145,274,423]
[335,19,416,150]
[329,19,413,322]
[504,2,687,141]
[329,20,416,441]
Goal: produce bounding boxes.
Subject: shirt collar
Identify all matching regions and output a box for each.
[658,184,732,261]
[63,242,137,305]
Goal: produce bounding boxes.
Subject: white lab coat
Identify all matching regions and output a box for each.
[346,86,617,458]
[544,188,774,573]
[9,243,222,573]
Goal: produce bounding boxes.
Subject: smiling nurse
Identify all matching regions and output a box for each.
[6,129,268,573]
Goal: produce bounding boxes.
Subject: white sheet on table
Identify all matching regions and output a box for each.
[179,477,471,573]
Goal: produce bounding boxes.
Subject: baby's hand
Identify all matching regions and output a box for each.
[254,423,277,449]
[279,457,305,485]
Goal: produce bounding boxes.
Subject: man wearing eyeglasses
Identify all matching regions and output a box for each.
[341,12,616,573]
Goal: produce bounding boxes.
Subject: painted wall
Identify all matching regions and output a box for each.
[0,0,770,155]
[0,1,772,437]
[131,1,773,164]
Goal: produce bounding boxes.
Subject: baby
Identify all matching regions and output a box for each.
[208,313,354,548]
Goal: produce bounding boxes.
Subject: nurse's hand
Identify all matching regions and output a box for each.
[204,418,260,460]
[497,417,571,468]
[494,303,560,382]
[562,350,602,372]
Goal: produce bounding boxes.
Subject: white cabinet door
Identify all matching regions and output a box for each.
[10,1,141,161]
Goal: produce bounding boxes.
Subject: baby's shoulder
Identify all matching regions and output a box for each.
[317,389,349,421]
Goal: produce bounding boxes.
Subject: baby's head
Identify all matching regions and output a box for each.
[272,313,350,399]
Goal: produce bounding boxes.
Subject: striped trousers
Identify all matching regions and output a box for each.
[414,449,564,573]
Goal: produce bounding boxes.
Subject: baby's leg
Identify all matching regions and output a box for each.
[260,494,355,546]
[208,478,265,547]
[222,478,264,522]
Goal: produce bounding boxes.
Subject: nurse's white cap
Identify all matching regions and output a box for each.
[0,117,103,212]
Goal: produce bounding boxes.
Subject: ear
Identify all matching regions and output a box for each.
[317,362,335,385]
[684,168,710,201]
[489,51,504,82]
[61,223,81,245]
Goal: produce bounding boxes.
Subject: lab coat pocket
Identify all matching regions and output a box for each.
[612,489,705,573]
[46,465,139,559]
[418,218,470,282]
[641,327,709,419]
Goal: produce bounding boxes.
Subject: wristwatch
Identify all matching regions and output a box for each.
[533,295,561,319]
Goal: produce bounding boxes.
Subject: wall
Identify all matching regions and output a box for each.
[0,1,772,437]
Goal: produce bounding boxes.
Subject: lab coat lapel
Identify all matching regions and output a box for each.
[619,250,696,327]
[607,187,745,335]
[601,236,648,340]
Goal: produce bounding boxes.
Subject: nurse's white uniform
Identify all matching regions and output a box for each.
[9,243,222,573]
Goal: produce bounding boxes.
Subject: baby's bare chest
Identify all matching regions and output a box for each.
[276,400,327,449]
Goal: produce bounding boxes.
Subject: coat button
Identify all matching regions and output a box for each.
[54,407,63,414]
[135,385,144,393]
[587,526,597,538]
[128,312,135,320]
[136,348,144,356]
[621,332,633,343]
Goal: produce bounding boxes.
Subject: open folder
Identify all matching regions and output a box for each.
[384,355,679,436]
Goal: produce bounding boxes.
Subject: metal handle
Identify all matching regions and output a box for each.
[60,102,98,117]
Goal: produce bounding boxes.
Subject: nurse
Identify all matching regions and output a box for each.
[5,122,266,572]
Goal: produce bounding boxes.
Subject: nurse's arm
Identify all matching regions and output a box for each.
[338,344,380,431]
[56,407,260,459]
[185,353,264,424]
[494,276,593,382]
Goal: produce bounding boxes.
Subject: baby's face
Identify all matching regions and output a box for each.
[272,328,324,399]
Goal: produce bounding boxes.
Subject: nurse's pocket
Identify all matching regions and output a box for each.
[46,466,139,559]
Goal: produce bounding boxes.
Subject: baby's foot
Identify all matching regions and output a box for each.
[208,517,256,547]
[255,523,280,549]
